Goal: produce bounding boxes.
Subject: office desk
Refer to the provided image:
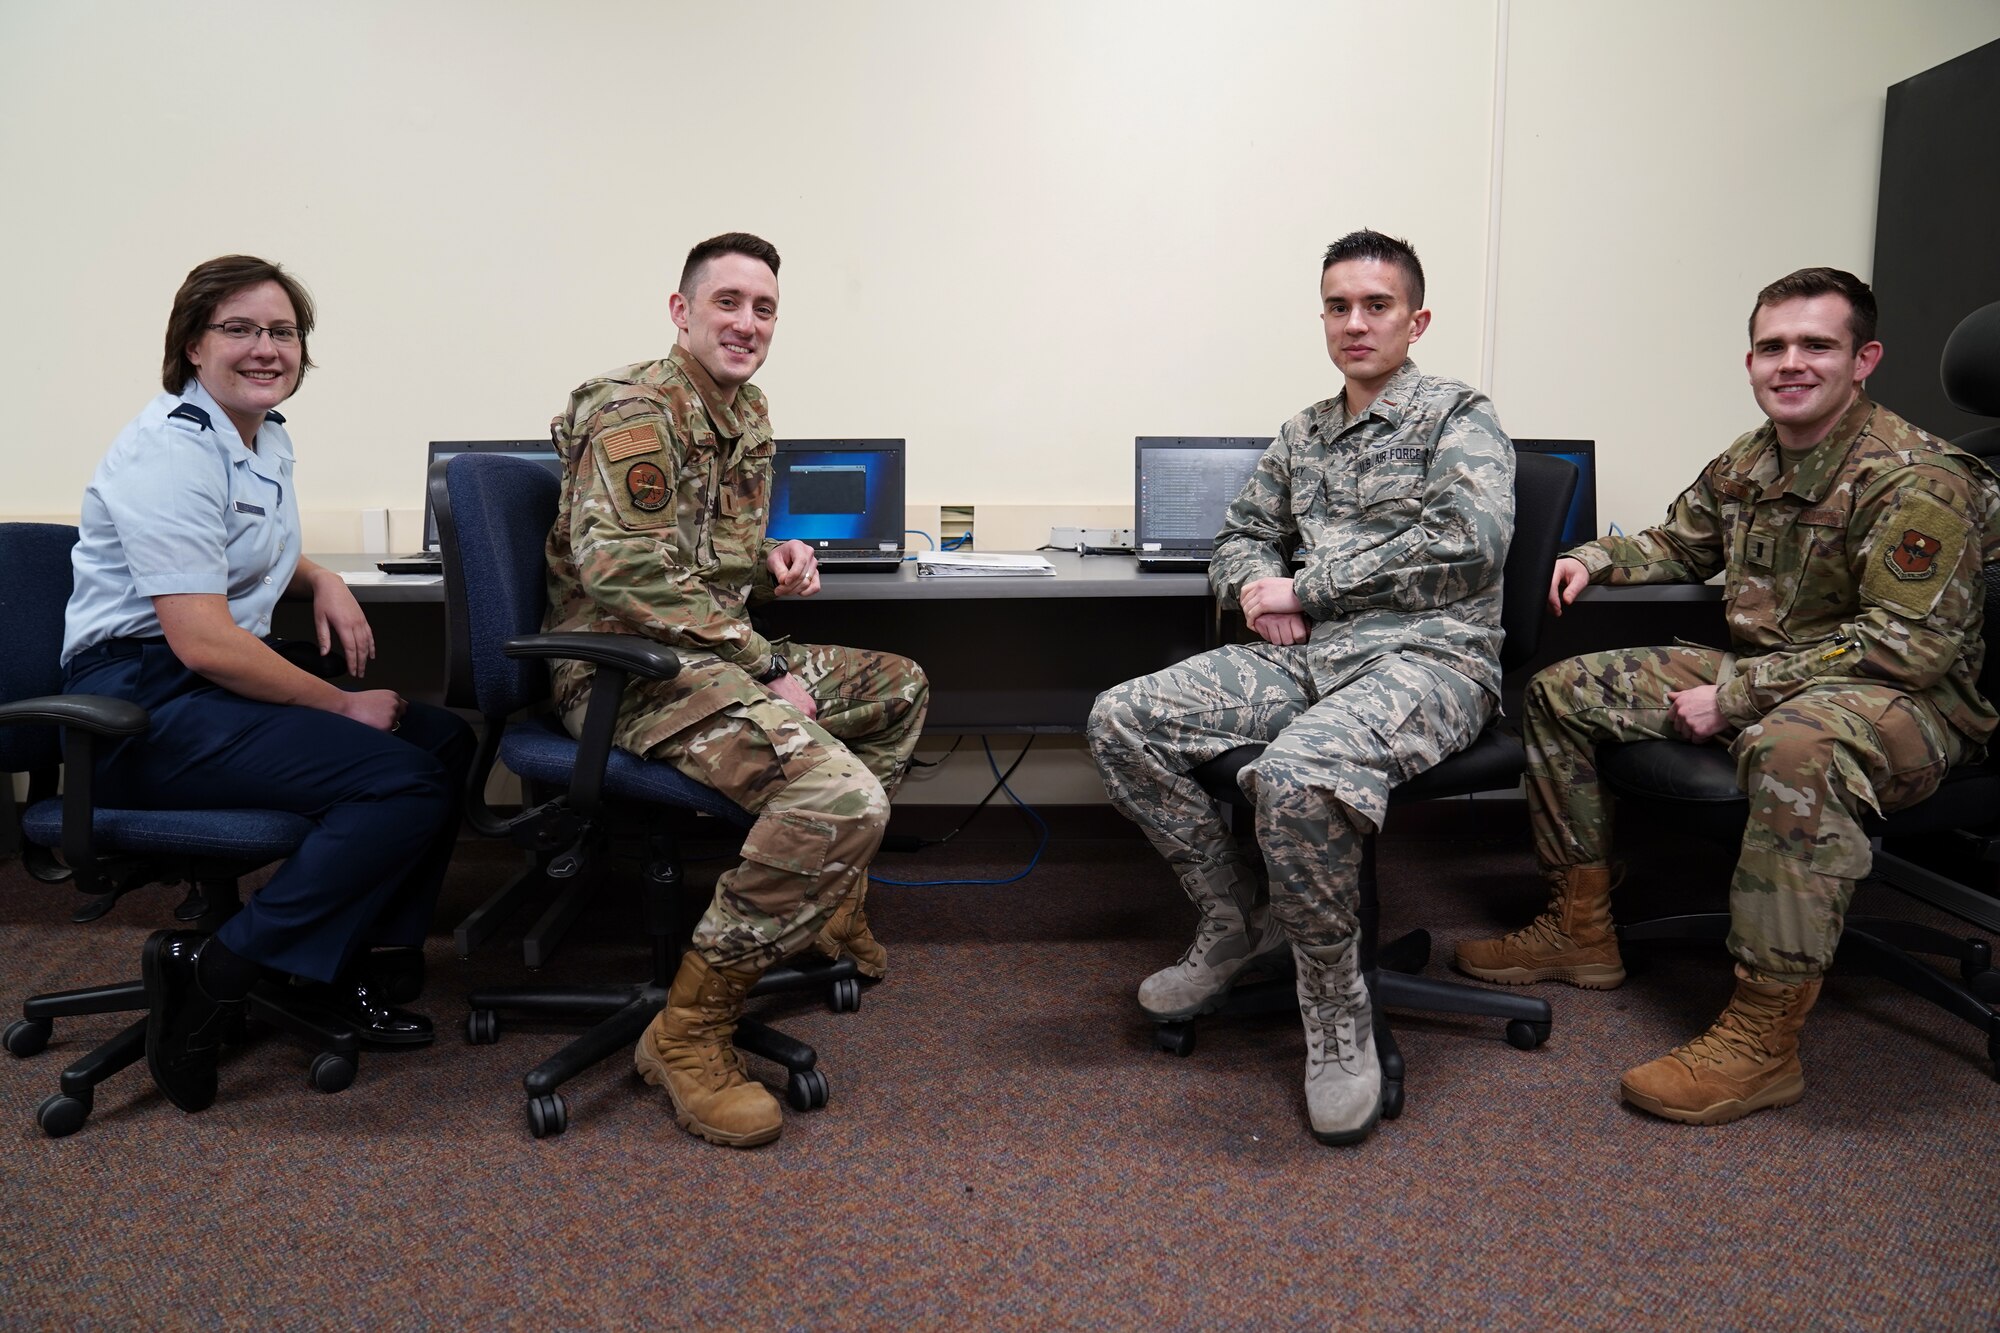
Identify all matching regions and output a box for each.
[309,553,1217,732]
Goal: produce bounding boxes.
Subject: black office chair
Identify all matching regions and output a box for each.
[1169,451,1578,1119]
[0,524,363,1137]
[1598,300,2000,1075]
[431,452,859,1139]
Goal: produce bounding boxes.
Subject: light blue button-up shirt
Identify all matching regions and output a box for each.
[63,379,302,665]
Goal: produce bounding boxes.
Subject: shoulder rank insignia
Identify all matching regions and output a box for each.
[1885,529,1944,581]
[167,403,212,431]
[625,461,670,512]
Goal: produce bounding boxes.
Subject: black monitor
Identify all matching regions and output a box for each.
[1513,439,1597,547]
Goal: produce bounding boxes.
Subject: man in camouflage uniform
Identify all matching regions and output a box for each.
[544,232,928,1148]
[1088,231,1514,1145]
[1456,267,1998,1125]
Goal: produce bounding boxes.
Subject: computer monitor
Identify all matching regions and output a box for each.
[422,440,562,550]
[1512,439,1598,547]
[767,439,907,554]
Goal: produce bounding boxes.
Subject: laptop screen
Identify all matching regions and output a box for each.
[1511,439,1598,547]
[423,440,562,549]
[768,439,906,553]
[1134,437,1272,551]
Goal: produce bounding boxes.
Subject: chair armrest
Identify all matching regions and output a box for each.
[503,632,681,681]
[0,694,150,737]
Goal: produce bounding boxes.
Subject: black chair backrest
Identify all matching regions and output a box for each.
[1499,451,1580,673]
[0,523,80,774]
[431,453,562,718]
[1944,300,2000,460]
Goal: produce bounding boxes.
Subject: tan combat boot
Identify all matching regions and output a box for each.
[1453,863,1625,989]
[634,952,783,1148]
[812,884,887,980]
[1294,938,1382,1146]
[1619,963,1821,1125]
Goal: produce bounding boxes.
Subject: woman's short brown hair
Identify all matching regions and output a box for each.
[161,255,317,395]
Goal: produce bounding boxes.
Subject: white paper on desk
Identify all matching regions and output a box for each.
[340,569,443,585]
[915,551,1055,576]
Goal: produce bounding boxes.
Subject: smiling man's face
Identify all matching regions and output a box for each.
[670,251,779,400]
[1746,293,1882,449]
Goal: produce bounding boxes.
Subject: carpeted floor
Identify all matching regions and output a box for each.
[2,805,1996,1330]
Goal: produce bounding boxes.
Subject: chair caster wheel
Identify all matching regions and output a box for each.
[829,978,862,1014]
[1962,939,1991,987]
[466,1010,500,1044]
[4,1017,52,1057]
[1154,1023,1195,1057]
[36,1089,91,1137]
[308,1052,356,1093]
[786,1067,830,1112]
[1382,1080,1405,1121]
[528,1093,569,1138]
[1506,1019,1551,1051]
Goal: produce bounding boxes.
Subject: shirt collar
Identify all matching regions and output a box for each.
[1330,358,1422,434]
[179,379,294,475]
[1760,393,1875,502]
[667,344,752,440]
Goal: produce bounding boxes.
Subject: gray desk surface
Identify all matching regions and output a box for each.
[320,551,1212,602]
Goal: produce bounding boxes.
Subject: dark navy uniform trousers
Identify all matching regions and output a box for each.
[66,638,475,983]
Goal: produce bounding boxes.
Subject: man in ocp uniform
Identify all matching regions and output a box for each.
[1088,230,1515,1146]
[544,232,928,1149]
[1456,267,1998,1124]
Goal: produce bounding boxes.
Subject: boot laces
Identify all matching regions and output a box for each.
[1175,902,1242,969]
[1672,988,1786,1070]
[1501,910,1573,956]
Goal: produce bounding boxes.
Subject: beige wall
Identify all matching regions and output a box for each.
[1489,1,2000,535]
[4,1,1998,807]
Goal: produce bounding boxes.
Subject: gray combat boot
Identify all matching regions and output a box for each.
[1294,939,1382,1146]
[1138,897,1290,1021]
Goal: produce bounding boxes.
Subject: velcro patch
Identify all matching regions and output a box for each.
[625,461,670,512]
[1863,491,1968,620]
[601,423,664,462]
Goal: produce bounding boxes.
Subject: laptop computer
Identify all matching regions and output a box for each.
[1511,439,1599,547]
[376,440,563,573]
[1133,436,1272,571]
[768,439,907,572]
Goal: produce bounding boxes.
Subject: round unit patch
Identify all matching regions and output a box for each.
[626,461,670,511]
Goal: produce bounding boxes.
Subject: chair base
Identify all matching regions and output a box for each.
[1150,927,1554,1120]
[1619,911,2000,1077]
[465,954,862,1139]
[8,971,363,1138]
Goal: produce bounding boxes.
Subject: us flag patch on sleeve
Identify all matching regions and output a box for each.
[601,423,664,462]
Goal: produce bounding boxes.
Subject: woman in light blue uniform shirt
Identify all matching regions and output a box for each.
[64,255,474,1113]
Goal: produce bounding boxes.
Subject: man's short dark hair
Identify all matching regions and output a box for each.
[162,255,317,394]
[678,232,781,298]
[1749,267,1877,347]
[1321,229,1425,309]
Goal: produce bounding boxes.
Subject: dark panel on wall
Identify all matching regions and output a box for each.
[1869,36,2000,441]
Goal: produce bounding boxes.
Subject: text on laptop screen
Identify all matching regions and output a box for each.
[1137,441,1271,546]
[768,445,902,547]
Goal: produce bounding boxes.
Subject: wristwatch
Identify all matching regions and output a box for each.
[753,652,789,684]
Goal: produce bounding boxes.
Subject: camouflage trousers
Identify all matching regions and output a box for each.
[1088,644,1491,947]
[579,643,928,969]
[1523,645,1965,976]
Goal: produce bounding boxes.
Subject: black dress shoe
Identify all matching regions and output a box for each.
[309,979,434,1049]
[142,930,241,1113]
[361,946,426,1006]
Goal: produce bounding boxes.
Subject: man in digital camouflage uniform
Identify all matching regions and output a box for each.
[544,232,928,1148]
[1456,267,1998,1124]
[1088,231,1514,1145]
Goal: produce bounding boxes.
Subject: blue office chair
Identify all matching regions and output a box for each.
[430,452,858,1139]
[1166,451,1577,1119]
[0,524,362,1137]
[1597,302,2000,1071]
